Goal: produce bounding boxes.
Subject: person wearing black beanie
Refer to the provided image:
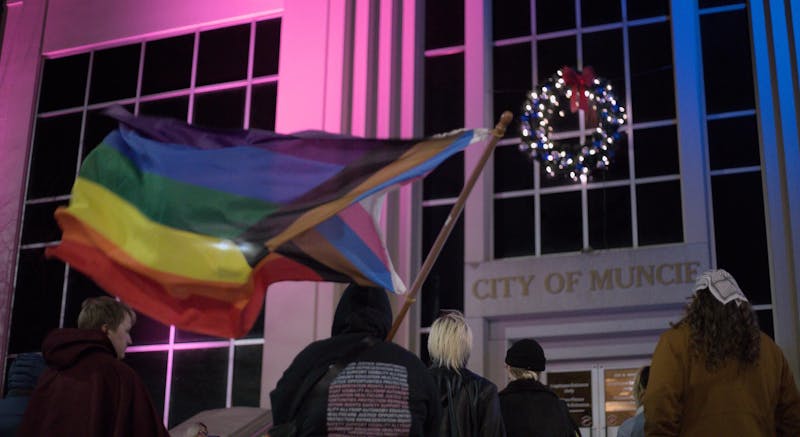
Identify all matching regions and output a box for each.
[498,338,579,437]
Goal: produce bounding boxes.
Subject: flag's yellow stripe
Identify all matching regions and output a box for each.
[68,177,252,284]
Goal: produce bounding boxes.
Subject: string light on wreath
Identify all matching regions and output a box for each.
[519,67,627,182]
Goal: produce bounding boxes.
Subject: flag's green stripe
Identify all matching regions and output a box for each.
[80,144,280,240]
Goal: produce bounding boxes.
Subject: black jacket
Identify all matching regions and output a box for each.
[498,378,578,437]
[429,366,507,437]
[270,286,441,436]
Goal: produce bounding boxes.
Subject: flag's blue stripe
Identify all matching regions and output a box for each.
[315,215,393,290]
[106,128,345,204]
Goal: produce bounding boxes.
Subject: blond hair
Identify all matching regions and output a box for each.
[507,366,539,381]
[428,311,472,370]
[77,297,136,330]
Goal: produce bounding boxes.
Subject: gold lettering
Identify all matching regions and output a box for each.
[496,277,513,298]
[656,264,675,285]
[674,263,684,283]
[518,275,536,296]
[545,273,565,294]
[590,269,613,290]
[565,271,581,292]
[684,261,700,283]
[472,279,491,300]
[614,267,635,289]
[635,265,655,287]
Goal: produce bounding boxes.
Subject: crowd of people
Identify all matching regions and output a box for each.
[2,269,799,436]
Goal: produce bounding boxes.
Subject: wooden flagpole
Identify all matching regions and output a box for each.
[386,111,513,342]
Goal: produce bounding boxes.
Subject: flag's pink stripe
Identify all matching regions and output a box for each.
[337,203,389,266]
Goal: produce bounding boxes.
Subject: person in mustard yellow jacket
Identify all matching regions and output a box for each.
[644,269,800,436]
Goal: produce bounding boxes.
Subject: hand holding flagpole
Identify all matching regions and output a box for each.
[386,111,514,342]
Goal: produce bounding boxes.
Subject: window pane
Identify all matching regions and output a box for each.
[125,351,168,416]
[233,345,263,406]
[711,172,771,304]
[588,186,632,249]
[38,54,90,112]
[700,0,745,8]
[425,0,464,49]
[139,96,190,121]
[142,34,194,95]
[596,131,630,182]
[193,88,246,129]
[243,308,265,339]
[493,0,531,40]
[581,0,622,27]
[83,105,134,160]
[494,196,535,258]
[633,125,679,177]
[89,43,141,104]
[130,313,171,345]
[536,0,576,34]
[176,328,224,343]
[636,181,683,245]
[9,249,64,353]
[629,22,675,122]
[254,19,282,77]
[494,42,531,138]
[541,191,582,254]
[420,333,430,365]
[21,200,67,244]
[421,205,464,327]
[170,347,228,427]
[583,29,625,104]
[196,24,250,86]
[27,113,82,199]
[700,10,755,114]
[495,144,534,192]
[537,36,577,85]
[424,54,464,136]
[707,115,760,170]
[423,153,463,200]
[627,0,669,20]
[250,82,278,131]
[756,310,774,339]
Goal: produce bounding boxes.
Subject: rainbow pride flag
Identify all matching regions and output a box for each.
[47,107,486,338]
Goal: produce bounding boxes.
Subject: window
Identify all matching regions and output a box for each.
[11,16,281,426]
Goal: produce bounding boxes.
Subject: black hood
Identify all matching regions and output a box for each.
[331,284,392,338]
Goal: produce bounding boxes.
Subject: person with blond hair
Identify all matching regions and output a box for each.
[18,296,169,436]
[498,338,578,437]
[428,310,506,437]
[645,269,800,436]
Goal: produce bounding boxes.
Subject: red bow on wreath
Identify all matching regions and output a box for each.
[562,66,596,113]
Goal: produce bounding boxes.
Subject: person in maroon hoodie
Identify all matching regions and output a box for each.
[17,296,169,437]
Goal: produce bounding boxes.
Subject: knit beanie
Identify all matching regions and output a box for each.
[505,338,546,371]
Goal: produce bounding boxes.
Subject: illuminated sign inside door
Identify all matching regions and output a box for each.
[604,368,639,426]
[547,371,593,428]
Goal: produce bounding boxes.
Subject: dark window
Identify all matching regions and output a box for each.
[130,313,171,345]
[492,0,531,40]
[493,42,531,138]
[254,19,282,77]
[250,82,278,131]
[583,29,626,104]
[125,351,168,416]
[711,172,771,304]
[633,125,680,177]
[193,88,246,129]
[707,115,760,169]
[701,10,755,114]
[581,0,622,27]
[63,270,108,329]
[627,0,669,20]
[424,54,464,136]
[83,105,134,160]
[38,54,90,112]
[536,0,576,34]
[425,0,464,49]
[595,132,630,182]
[541,191,582,254]
[139,96,190,121]
[494,196,535,258]
[588,186,632,249]
[141,35,194,95]
[494,144,534,192]
[423,153,463,200]
[629,22,675,122]
[175,328,223,343]
[170,347,228,427]
[196,25,250,86]
[89,43,141,104]
[233,345,263,406]
[420,333,430,365]
[20,200,67,244]
[537,37,578,86]
[9,249,64,354]
[636,181,683,245]
[243,308,266,339]
[756,310,774,339]
[700,0,745,8]
[421,206,464,327]
[27,113,82,199]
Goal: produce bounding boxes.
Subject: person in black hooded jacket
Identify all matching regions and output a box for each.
[428,311,506,437]
[498,338,579,437]
[269,284,441,436]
